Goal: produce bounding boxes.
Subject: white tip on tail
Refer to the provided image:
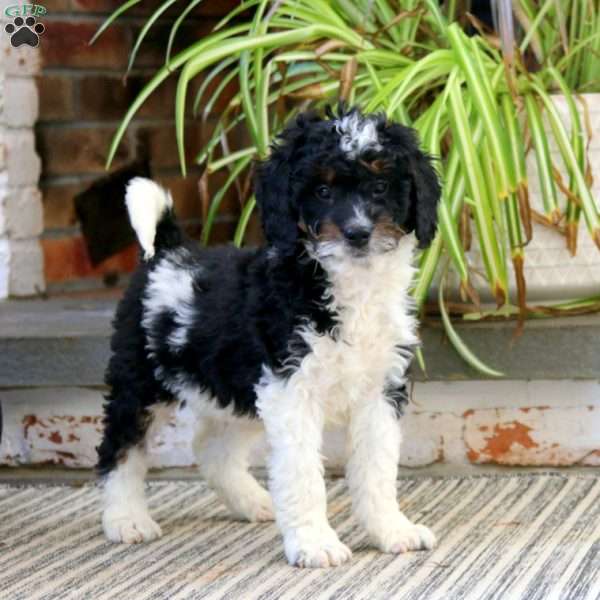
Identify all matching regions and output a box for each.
[125,177,173,260]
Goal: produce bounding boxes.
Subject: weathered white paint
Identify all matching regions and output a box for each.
[3,77,38,128]
[411,379,600,411]
[2,381,598,469]
[0,18,44,299]
[0,9,42,77]
[0,238,44,297]
[0,186,43,239]
[464,406,600,466]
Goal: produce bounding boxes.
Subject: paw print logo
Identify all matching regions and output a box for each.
[4,16,45,48]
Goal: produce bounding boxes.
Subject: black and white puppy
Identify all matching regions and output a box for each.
[97,107,441,568]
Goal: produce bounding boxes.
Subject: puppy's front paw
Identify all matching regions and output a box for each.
[103,511,162,544]
[376,521,436,554]
[285,527,352,568]
[229,486,275,522]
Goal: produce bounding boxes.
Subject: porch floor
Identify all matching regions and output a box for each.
[1,471,598,600]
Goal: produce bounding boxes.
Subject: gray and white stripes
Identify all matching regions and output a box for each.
[0,474,598,599]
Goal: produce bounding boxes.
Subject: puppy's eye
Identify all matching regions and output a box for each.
[373,180,388,195]
[316,185,331,200]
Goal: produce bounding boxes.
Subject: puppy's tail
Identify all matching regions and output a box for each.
[125,177,183,260]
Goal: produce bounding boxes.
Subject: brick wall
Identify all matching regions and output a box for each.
[37,0,245,293]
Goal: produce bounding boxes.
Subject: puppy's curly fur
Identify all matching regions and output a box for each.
[97,106,441,567]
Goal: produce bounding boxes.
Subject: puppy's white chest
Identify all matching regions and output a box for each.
[318,301,413,421]
[256,239,418,427]
[309,245,418,422]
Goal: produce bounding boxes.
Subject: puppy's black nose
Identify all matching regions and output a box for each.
[343,225,372,248]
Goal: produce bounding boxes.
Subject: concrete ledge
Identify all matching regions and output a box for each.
[1,383,598,469]
[418,315,600,381]
[2,300,598,470]
[0,299,114,338]
[1,299,599,387]
[0,299,113,387]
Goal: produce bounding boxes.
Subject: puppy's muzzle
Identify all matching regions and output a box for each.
[342,224,373,248]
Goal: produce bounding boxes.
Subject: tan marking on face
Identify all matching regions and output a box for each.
[372,216,405,241]
[370,216,406,254]
[315,219,343,241]
[318,168,336,184]
[359,159,391,174]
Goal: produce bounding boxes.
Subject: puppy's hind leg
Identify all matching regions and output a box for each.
[194,418,274,522]
[98,395,169,544]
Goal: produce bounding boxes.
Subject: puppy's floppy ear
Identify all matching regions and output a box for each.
[408,150,441,248]
[254,148,298,255]
[255,111,322,255]
[383,122,441,248]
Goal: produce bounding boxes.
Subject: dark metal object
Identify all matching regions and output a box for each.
[75,159,150,266]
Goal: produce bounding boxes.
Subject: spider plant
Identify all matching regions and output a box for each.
[94,0,600,375]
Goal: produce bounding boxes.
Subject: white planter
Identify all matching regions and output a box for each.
[467,93,600,302]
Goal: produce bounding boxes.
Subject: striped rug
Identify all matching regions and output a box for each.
[0,474,598,599]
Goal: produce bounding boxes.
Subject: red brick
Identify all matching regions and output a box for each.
[183,219,238,244]
[205,168,248,216]
[195,0,240,17]
[41,20,129,69]
[156,169,243,222]
[77,75,139,120]
[41,235,138,283]
[69,0,122,11]
[155,174,203,221]
[201,212,263,247]
[135,123,211,170]
[77,74,188,121]
[191,71,239,116]
[193,213,262,246]
[135,71,237,119]
[43,0,70,11]
[184,214,262,248]
[69,0,239,18]
[136,75,178,119]
[218,117,253,152]
[126,0,239,17]
[242,210,264,246]
[37,126,132,176]
[41,182,86,230]
[37,74,75,121]
[75,74,210,122]
[132,22,217,68]
[208,220,237,243]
